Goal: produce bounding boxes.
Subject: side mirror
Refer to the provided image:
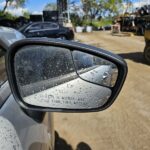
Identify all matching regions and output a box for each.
[6,39,127,112]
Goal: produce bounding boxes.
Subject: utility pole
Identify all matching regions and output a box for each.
[57,0,67,16]
[57,0,72,26]
[67,0,71,23]
[57,0,68,24]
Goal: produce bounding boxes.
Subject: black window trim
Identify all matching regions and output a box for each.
[25,23,42,32]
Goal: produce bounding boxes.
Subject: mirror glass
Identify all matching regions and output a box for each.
[73,51,118,87]
[14,45,118,110]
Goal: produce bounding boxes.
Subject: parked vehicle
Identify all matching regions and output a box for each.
[0,17,29,30]
[19,22,74,40]
[144,25,150,64]
[118,5,150,35]
[0,26,127,150]
[104,25,112,31]
[0,27,55,150]
[0,26,25,48]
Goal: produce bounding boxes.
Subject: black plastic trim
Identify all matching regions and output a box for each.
[6,38,128,113]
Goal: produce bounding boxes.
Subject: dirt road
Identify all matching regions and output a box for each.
[54,31,150,150]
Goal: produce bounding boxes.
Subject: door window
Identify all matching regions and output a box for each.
[29,23,42,31]
[42,23,59,30]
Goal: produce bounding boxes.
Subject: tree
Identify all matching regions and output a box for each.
[104,0,123,15]
[123,0,133,14]
[81,0,104,23]
[2,0,26,13]
[23,11,30,19]
[81,0,123,23]
[44,3,57,11]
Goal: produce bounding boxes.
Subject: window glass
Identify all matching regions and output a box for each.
[30,23,42,30]
[0,48,7,86]
[51,23,59,28]
[43,23,58,29]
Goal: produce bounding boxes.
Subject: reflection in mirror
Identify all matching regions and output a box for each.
[15,45,76,96]
[14,45,112,109]
[72,51,118,87]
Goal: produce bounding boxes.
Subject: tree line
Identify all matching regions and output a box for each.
[0,0,134,24]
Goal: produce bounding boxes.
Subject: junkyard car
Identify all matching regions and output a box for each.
[0,26,127,150]
[19,22,74,40]
[144,25,150,64]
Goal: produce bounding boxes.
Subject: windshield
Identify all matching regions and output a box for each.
[19,23,31,32]
[0,27,25,47]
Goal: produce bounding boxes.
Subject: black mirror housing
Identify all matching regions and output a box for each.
[6,38,128,112]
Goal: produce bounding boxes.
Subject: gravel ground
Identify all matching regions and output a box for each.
[54,31,150,150]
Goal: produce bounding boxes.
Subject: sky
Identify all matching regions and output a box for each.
[0,0,149,16]
[26,0,81,13]
[25,0,149,13]
[26,0,56,13]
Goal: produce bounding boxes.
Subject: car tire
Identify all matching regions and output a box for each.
[59,35,67,40]
[144,43,150,65]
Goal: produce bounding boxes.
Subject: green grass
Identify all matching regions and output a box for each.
[92,19,112,27]
[80,19,112,27]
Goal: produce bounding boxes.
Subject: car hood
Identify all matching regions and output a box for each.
[0,26,25,50]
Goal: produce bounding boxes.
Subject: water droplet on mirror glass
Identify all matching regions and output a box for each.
[67,84,73,88]
[48,95,54,99]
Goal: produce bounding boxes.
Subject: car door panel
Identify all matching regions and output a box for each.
[42,23,59,38]
[25,23,43,38]
[0,27,54,150]
[0,82,54,150]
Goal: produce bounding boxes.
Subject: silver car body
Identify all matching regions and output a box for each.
[0,27,54,150]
